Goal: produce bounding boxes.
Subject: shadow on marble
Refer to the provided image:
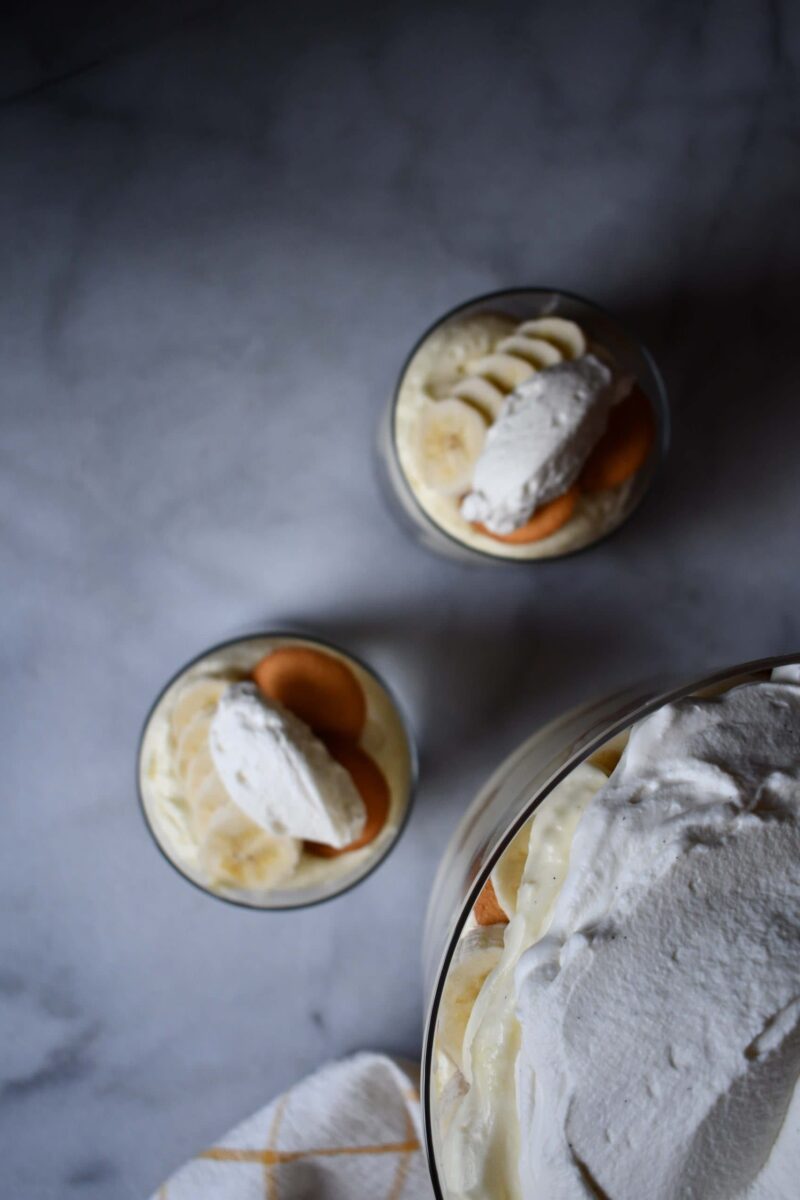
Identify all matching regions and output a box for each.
[614,257,799,548]
[0,0,213,102]
[233,599,654,789]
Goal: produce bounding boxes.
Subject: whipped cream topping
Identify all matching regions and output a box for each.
[438,668,800,1200]
[517,671,800,1200]
[439,762,608,1199]
[210,683,366,848]
[460,355,612,534]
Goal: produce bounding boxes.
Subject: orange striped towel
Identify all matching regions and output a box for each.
[150,1052,433,1199]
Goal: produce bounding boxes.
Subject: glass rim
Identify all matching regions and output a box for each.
[387,285,671,566]
[421,649,799,1197]
[136,628,419,913]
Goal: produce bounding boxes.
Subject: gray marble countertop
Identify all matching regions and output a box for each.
[2,2,799,1195]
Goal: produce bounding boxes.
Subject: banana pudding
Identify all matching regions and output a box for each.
[388,291,666,561]
[429,663,800,1199]
[138,634,415,908]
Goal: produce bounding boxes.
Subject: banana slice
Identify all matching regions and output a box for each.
[437,1068,469,1139]
[495,335,562,369]
[452,377,506,421]
[187,772,231,842]
[426,376,505,421]
[437,925,505,1071]
[466,352,536,391]
[425,314,517,387]
[184,741,215,798]
[589,730,628,776]
[426,376,463,400]
[490,816,535,918]
[169,678,229,743]
[175,710,214,781]
[199,807,301,891]
[182,738,230,840]
[517,317,586,359]
[491,758,615,921]
[415,398,488,496]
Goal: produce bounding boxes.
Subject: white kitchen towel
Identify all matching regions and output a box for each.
[151,1052,434,1199]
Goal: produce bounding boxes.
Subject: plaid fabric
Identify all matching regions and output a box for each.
[151,1053,433,1200]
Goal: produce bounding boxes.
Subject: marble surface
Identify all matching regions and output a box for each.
[2,1,799,1195]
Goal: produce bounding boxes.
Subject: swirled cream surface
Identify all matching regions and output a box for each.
[436,665,800,1199]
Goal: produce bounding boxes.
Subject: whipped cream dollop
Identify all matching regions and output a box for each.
[513,669,800,1199]
[460,355,612,534]
[438,666,800,1200]
[209,683,366,848]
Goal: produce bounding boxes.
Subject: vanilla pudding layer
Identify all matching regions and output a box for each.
[394,314,636,560]
[139,637,412,900]
[434,667,800,1199]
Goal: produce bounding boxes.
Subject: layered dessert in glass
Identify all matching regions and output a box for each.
[423,656,800,1198]
[138,633,415,908]
[382,289,668,562]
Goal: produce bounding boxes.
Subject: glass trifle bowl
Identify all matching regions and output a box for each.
[138,631,417,910]
[379,288,669,564]
[421,653,800,1199]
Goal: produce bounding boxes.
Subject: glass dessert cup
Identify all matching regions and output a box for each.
[421,652,799,1198]
[137,632,417,910]
[379,287,669,564]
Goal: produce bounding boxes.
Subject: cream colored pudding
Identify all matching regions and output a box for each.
[395,311,654,560]
[432,666,800,1199]
[139,636,414,905]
